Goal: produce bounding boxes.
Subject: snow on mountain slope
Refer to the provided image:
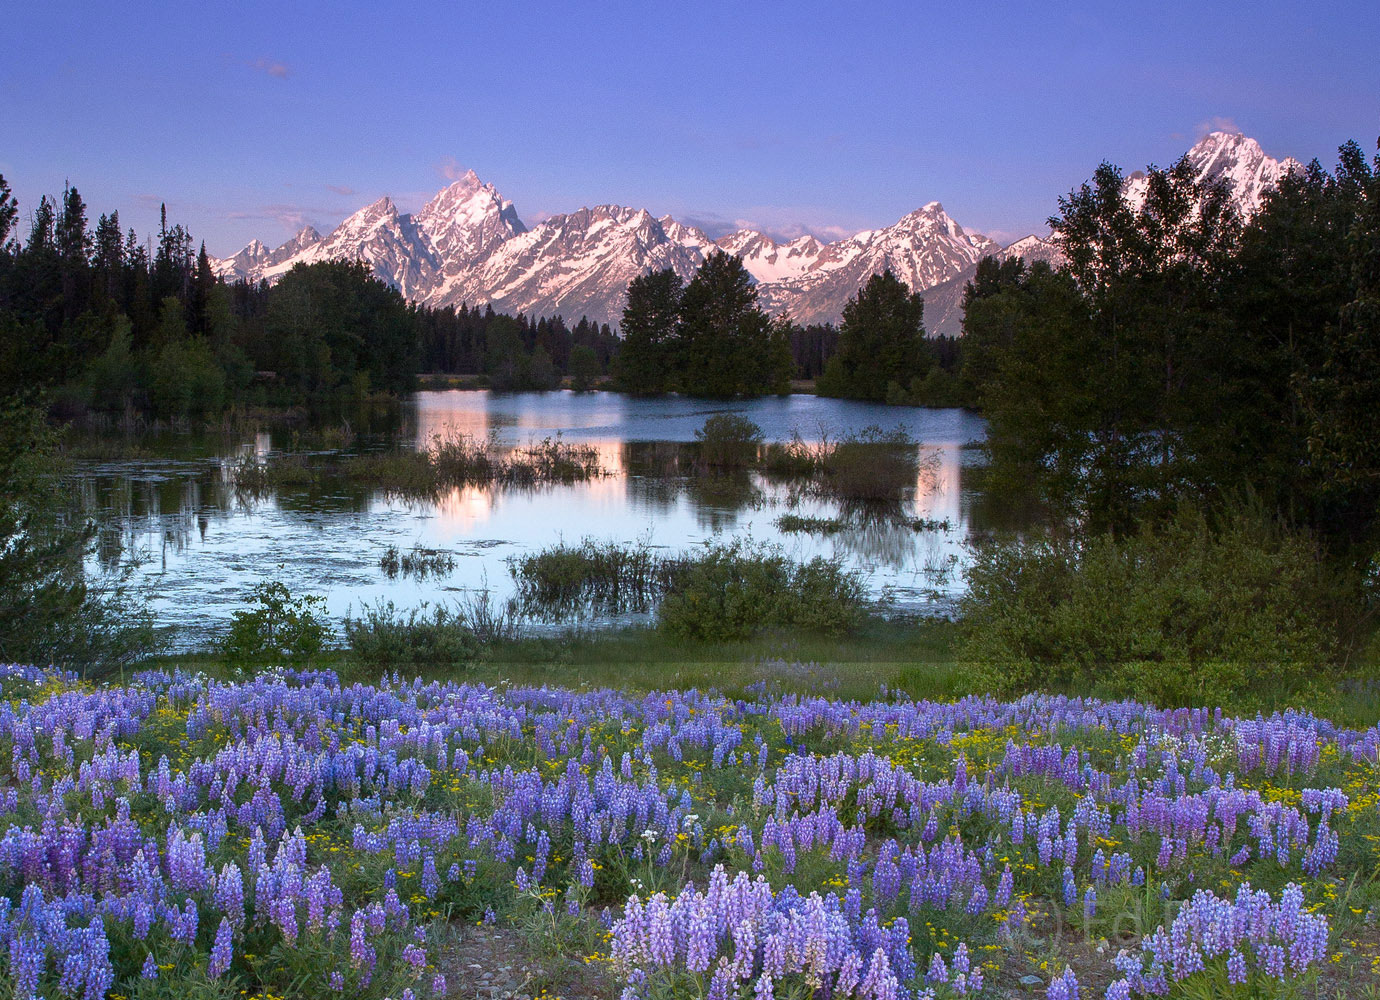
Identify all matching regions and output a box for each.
[717,230,824,284]
[1124,131,1300,218]
[213,176,994,326]
[755,203,998,325]
[442,205,707,322]
[212,226,322,281]
[212,129,1299,329]
[416,169,524,273]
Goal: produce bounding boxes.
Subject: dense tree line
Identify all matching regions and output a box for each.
[961,138,1380,559]
[0,178,862,412]
[415,305,617,391]
[0,179,630,417]
[612,251,794,397]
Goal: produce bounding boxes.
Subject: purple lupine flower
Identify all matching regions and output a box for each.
[208,917,233,978]
[1046,965,1079,1000]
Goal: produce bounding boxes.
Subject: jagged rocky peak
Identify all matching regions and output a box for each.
[657,215,715,250]
[414,170,527,264]
[416,170,526,255]
[717,229,773,254]
[1125,130,1301,218]
[279,226,322,254]
[212,128,1301,327]
[893,202,984,243]
[1186,131,1301,216]
[1000,234,1066,268]
[342,195,400,230]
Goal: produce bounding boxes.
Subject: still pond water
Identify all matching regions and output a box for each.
[77,391,1009,650]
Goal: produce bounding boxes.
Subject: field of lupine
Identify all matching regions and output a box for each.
[1,662,1377,1000]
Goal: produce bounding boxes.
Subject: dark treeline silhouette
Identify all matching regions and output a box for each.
[0,180,868,414]
[0,179,633,416]
[961,137,1380,559]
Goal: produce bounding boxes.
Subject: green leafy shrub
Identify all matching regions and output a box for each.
[222,581,332,664]
[694,414,763,468]
[657,541,867,640]
[343,599,478,668]
[960,504,1342,703]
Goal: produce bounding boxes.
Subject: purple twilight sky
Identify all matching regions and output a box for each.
[2,1,1377,255]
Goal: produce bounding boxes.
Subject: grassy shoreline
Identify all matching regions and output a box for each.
[135,615,1380,727]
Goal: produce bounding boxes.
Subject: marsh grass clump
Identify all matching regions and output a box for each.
[510,538,866,636]
[816,426,924,504]
[509,539,685,616]
[776,513,851,535]
[344,432,603,496]
[761,426,927,507]
[378,545,457,580]
[452,586,525,644]
[775,512,952,535]
[760,432,820,477]
[505,435,603,485]
[227,451,317,497]
[340,449,435,493]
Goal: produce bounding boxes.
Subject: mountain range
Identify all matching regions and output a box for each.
[214,131,1297,336]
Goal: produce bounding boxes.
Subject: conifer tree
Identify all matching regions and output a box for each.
[0,174,17,248]
[817,269,928,400]
[676,251,790,397]
[614,267,682,394]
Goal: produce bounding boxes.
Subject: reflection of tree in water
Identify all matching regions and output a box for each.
[959,460,1048,534]
[685,471,762,533]
[621,442,688,514]
[821,508,922,570]
[75,462,246,578]
[619,442,765,530]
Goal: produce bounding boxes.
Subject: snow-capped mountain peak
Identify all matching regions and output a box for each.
[1124,130,1300,218]
[213,129,1302,329]
[416,173,526,263]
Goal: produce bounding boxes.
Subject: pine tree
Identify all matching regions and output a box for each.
[817,269,928,401]
[192,242,215,334]
[0,174,17,248]
[55,186,91,321]
[676,251,790,397]
[93,211,124,302]
[613,267,682,394]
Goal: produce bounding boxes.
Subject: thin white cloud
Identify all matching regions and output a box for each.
[325,184,355,196]
[1194,115,1241,139]
[225,203,324,233]
[435,157,470,182]
[251,57,291,79]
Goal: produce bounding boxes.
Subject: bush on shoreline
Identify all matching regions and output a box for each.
[343,600,479,668]
[658,540,868,640]
[510,538,868,639]
[960,504,1345,702]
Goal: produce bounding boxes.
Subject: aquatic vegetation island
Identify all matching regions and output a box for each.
[0,663,1373,999]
